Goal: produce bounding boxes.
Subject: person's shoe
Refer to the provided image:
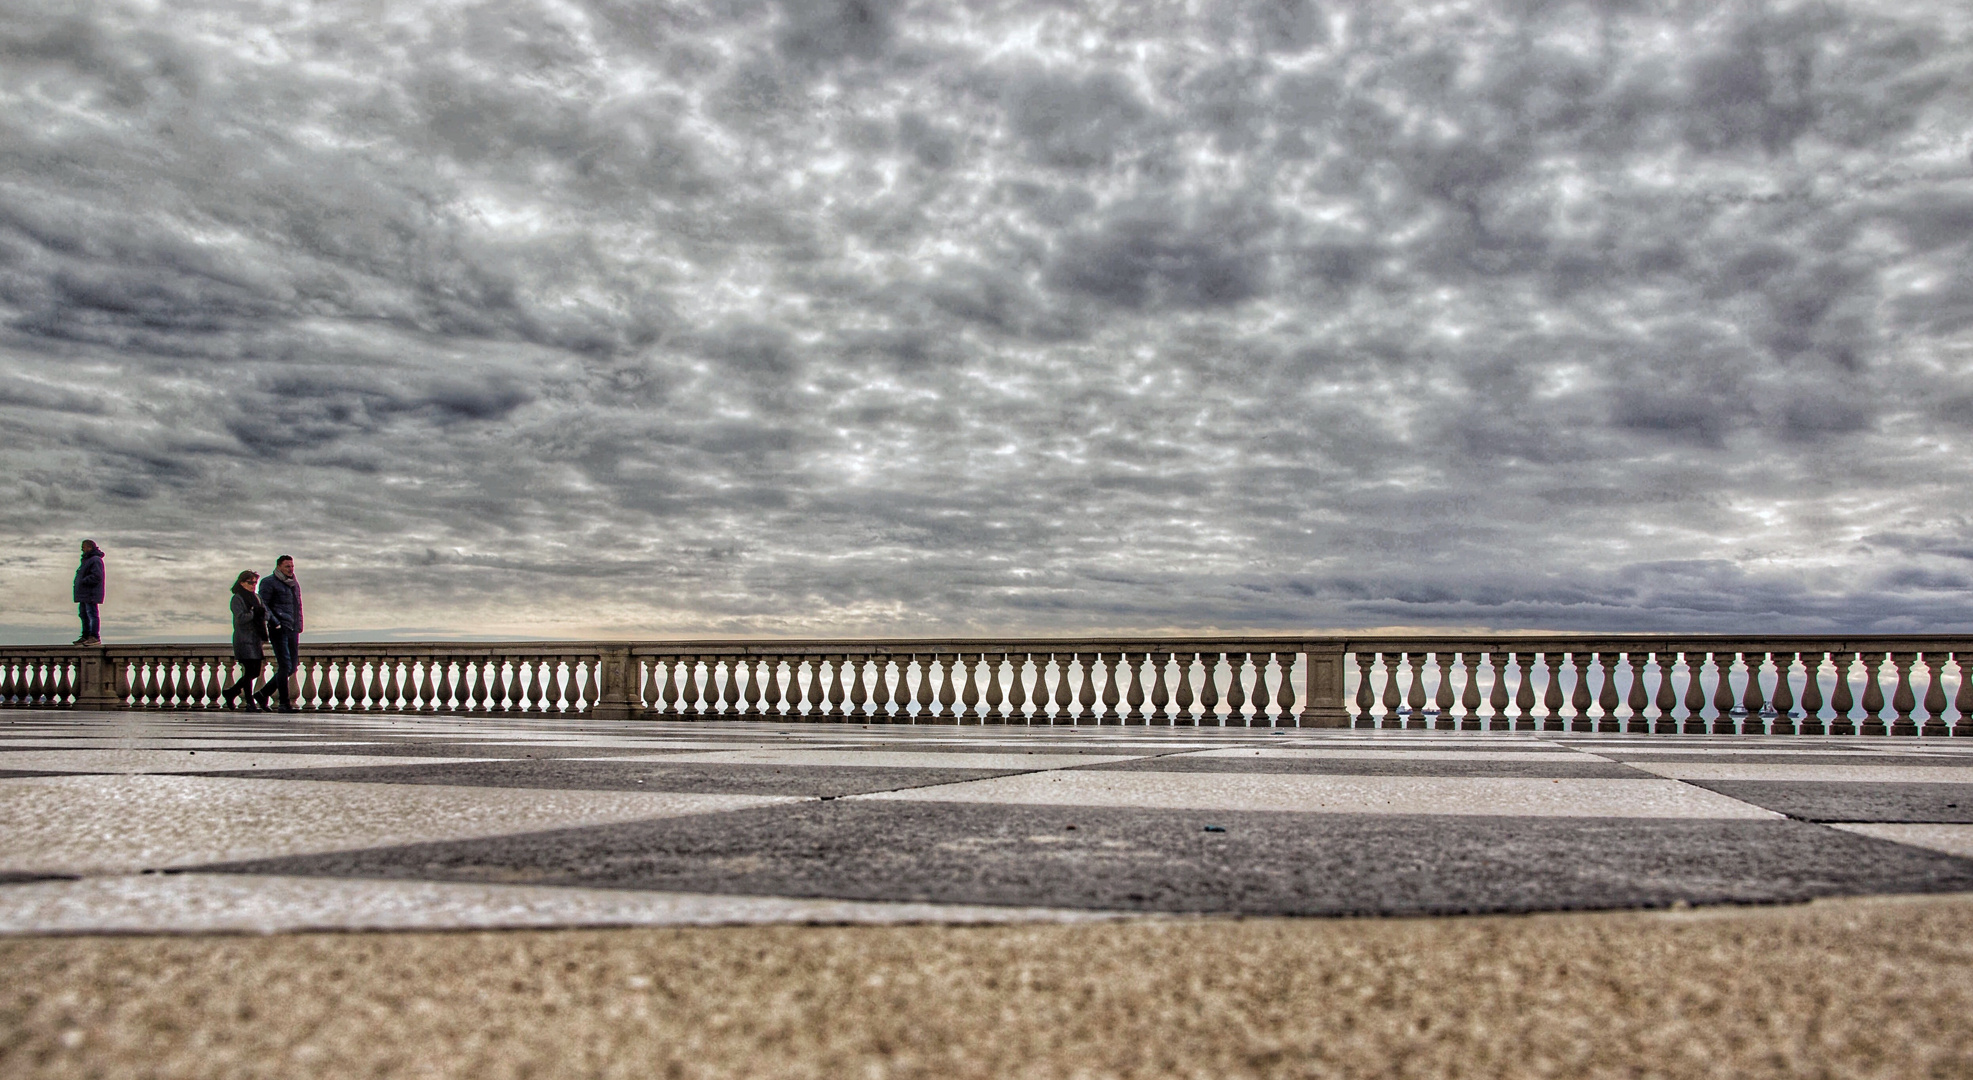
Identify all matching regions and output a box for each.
[72,636,87,645]
[277,706,299,714]
[242,699,263,713]
[79,637,101,646]
[221,691,239,710]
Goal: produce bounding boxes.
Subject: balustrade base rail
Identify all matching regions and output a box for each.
[2,637,1969,734]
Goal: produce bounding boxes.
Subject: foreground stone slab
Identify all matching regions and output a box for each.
[4,894,1970,1079]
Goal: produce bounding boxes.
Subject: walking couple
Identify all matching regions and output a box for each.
[221,555,304,713]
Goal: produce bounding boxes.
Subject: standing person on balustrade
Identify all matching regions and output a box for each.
[221,570,269,712]
[72,540,105,646]
[255,554,303,713]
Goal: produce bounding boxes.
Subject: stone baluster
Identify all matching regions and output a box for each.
[376,657,399,713]
[1624,654,1650,733]
[1376,653,1400,728]
[419,657,442,713]
[1955,654,1973,736]
[322,658,346,713]
[1827,652,1857,735]
[658,658,680,716]
[1173,653,1197,726]
[1100,653,1124,725]
[1792,652,1822,734]
[904,654,928,722]
[1274,652,1296,725]
[1457,653,1481,730]
[572,656,592,712]
[1349,652,1372,727]
[1199,653,1223,727]
[715,657,739,718]
[297,656,317,711]
[1679,653,1707,734]
[1535,653,1562,732]
[1429,653,1455,730]
[109,656,131,707]
[904,655,925,722]
[670,659,694,718]
[961,653,983,721]
[983,653,1006,724]
[1858,653,1888,736]
[1769,653,1797,736]
[1596,653,1622,733]
[1247,652,1269,728]
[865,656,891,722]
[1562,651,1594,734]
[1921,654,1950,737]
[932,655,956,722]
[1068,653,1093,723]
[540,659,563,714]
[1388,655,1420,730]
[834,656,858,720]
[792,657,816,720]
[758,658,783,717]
[1890,653,1918,736]
[544,655,568,714]
[734,658,757,717]
[1220,652,1246,727]
[506,657,530,713]
[1709,653,1736,735]
[1000,654,1025,724]
[399,658,423,713]
[822,657,844,719]
[464,658,487,713]
[1510,653,1535,730]
[1740,652,1770,735]
[1028,654,1052,724]
[508,658,532,714]
[1482,653,1507,731]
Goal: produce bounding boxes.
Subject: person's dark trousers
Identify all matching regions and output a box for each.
[258,628,299,709]
[78,603,99,641]
[223,660,264,709]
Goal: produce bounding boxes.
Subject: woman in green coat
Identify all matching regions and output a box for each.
[220,570,269,711]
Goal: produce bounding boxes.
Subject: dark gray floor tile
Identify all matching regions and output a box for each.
[196,803,1973,917]
[1684,781,1973,823]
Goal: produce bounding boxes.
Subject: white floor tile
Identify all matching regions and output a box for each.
[0,873,1125,934]
[1183,748,1595,761]
[853,771,1782,818]
[0,749,484,774]
[582,749,1148,769]
[1827,823,1973,860]
[1624,763,1973,783]
[0,775,798,875]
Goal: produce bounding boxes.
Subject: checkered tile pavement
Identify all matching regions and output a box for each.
[5,710,1973,932]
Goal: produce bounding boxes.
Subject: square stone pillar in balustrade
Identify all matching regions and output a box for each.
[1299,645,1350,727]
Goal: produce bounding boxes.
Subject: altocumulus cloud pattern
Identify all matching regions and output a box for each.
[0,0,1970,640]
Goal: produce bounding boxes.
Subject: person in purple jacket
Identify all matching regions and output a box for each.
[72,540,104,646]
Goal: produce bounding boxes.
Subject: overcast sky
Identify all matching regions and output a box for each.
[2,0,1970,642]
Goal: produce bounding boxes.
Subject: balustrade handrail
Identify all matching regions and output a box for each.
[3,634,1970,735]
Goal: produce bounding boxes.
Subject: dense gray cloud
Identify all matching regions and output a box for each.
[1,0,1970,641]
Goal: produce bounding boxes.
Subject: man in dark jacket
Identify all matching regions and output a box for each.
[72,540,105,645]
[255,554,303,712]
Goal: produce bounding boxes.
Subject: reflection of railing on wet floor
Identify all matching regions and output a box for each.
[2,636,1970,734]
